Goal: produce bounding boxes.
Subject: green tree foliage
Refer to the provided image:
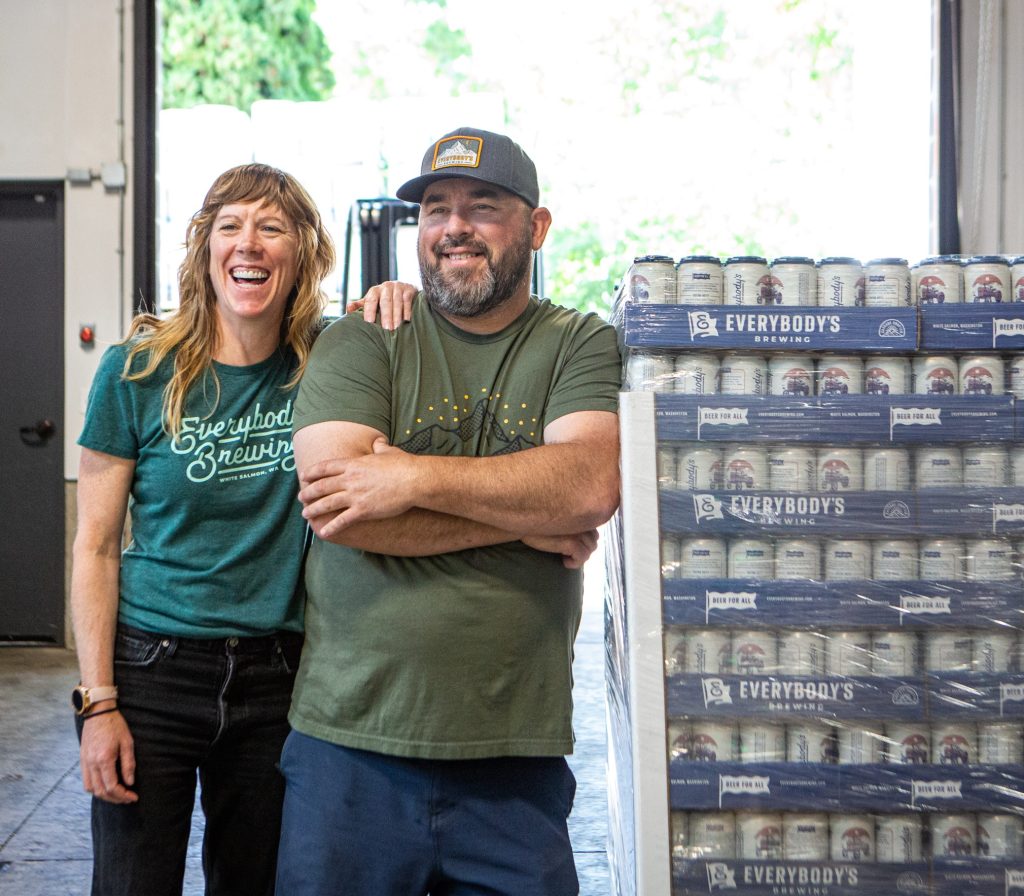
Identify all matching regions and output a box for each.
[161,0,335,110]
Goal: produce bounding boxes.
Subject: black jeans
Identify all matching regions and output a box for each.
[79,624,302,896]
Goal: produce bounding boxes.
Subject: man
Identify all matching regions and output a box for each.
[276,127,621,896]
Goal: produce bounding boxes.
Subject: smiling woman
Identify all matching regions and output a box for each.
[69,163,337,896]
[207,201,300,358]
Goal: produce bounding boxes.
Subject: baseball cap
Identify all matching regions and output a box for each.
[395,127,539,208]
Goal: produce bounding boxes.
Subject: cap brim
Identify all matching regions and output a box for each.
[395,171,535,207]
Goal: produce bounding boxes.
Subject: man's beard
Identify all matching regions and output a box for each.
[419,229,533,318]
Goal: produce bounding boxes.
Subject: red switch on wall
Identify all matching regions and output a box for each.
[79,324,96,345]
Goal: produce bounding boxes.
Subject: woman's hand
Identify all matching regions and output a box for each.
[80,710,138,804]
[347,281,417,330]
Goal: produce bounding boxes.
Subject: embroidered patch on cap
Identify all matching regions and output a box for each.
[431,135,483,171]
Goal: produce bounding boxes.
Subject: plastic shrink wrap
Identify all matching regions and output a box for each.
[607,254,1024,896]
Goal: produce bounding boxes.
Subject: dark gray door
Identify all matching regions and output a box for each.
[0,182,65,643]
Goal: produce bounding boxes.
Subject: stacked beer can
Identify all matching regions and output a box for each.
[610,251,1024,896]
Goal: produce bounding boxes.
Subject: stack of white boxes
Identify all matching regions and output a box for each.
[607,254,1024,896]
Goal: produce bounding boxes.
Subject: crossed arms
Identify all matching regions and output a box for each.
[294,410,620,567]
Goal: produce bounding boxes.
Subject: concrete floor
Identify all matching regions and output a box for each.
[0,609,611,896]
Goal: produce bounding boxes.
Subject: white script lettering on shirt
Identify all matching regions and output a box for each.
[171,400,295,483]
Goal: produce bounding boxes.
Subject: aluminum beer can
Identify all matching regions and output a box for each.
[932,722,977,765]
[719,352,767,395]
[657,445,678,490]
[723,256,771,306]
[875,815,924,863]
[685,628,733,675]
[884,723,931,764]
[727,538,773,579]
[863,447,911,491]
[925,631,973,672]
[1012,445,1024,485]
[768,353,814,396]
[738,721,786,762]
[1009,354,1024,399]
[964,254,1011,303]
[768,446,816,492]
[824,538,871,581]
[770,256,817,305]
[777,629,826,675]
[774,537,821,580]
[660,535,681,580]
[736,812,783,859]
[689,720,739,762]
[670,811,689,857]
[629,255,676,303]
[931,814,977,857]
[816,257,864,307]
[677,444,724,490]
[723,444,769,490]
[624,350,675,392]
[977,813,1024,858]
[676,255,724,305]
[912,355,958,395]
[978,722,1024,764]
[915,446,963,489]
[668,720,692,760]
[783,813,829,860]
[825,630,872,677]
[786,721,836,764]
[679,537,727,578]
[864,355,910,395]
[836,724,886,764]
[872,539,918,580]
[916,255,964,304]
[817,354,863,396]
[1014,255,1024,301]
[731,629,778,676]
[871,630,920,676]
[974,629,1018,672]
[965,537,1015,581]
[688,811,737,859]
[959,354,1005,397]
[918,538,964,580]
[829,814,875,862]
[864,257,912,306]
[674,352,720,395]
[663,626,687,676]
[817,447,863,492]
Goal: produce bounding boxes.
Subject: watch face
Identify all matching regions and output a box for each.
[72,688,86,712]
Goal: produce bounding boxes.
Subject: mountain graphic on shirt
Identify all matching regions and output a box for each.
[397,396,538,456]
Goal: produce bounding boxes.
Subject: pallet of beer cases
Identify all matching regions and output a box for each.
[607,253,1024,896]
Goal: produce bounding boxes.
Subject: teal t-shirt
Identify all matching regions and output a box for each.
[291,296,621,759]
[78,343,306,637]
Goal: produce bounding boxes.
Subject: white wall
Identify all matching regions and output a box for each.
[0,0,133,480]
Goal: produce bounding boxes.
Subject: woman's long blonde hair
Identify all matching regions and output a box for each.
[123,163,336,436]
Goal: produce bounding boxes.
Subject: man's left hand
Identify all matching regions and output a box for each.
[299,438,419,537]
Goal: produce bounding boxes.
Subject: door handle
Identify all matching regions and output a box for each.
[19,418,56,446]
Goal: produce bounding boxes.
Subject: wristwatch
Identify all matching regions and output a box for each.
[71,684,119,716]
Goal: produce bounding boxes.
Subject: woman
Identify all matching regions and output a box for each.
[71,162,412,896]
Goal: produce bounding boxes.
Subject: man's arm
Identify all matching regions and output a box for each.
[297,409,620,542]
[294,420,529,556]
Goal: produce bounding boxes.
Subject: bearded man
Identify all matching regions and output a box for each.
[276,127,621,896]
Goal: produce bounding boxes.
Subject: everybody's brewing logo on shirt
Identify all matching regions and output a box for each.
[171,401,295,483]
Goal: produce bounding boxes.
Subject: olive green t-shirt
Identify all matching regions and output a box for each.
[290,296,621,759]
